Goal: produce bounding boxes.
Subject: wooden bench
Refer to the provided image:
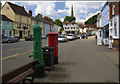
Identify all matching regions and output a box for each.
[2,58,39,84]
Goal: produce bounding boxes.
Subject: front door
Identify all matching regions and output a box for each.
[19,31,22,38]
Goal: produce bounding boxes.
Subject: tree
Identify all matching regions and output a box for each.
[55,19,63,27]
[64,16,76,22]
[85,14,98,24]
[60,27,64,33]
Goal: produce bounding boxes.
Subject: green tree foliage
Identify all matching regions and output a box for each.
[55,19,63,27]
[64,16,76,22]
[60,27,64,33]
[85,14,98,24]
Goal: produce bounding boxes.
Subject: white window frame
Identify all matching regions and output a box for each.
[24,31,27,35]
[32,21,34,25]
[27,18,29,22]
[110,20,112,26]
[112,4,115,15]
[7,21,10,27]
[114,18,117,36]
[2,29,7,35]
[19,16,22,20]
[25,24,29,28]
[14,30,18,34]
[17,23,21,28]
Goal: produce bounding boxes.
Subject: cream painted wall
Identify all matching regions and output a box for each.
[1,3,15,21]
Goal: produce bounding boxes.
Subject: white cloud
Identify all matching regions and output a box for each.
[57,9,67,13]
[35,2,60,19]
[64,1,105,23]
[60,18,64,22]
[1,1,106,23]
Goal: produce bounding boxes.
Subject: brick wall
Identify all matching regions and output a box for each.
[113,39,119,50]
[109,2,120,19]
[114,2,119,15]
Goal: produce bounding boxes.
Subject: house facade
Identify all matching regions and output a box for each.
[101,2,109,45]
[63,20,78,34]
[1,2,31,38]
[109,2,120,50]
[1,15,13,36]
[96,12,103,45]
[31,13,45,36]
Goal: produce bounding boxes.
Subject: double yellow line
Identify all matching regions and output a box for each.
[1,54,20,60]
[1,49,33,61]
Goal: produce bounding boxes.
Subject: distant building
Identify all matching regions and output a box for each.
[1,2,31,38]
[44,16,55,35]
[101,2,109,45]
[0,14,13,36]
[63,5,79,34]
[31,13,45,35]
[109,2,120,50]
[63,20,78,34]
[96,12,103,45]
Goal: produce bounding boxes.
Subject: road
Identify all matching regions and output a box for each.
[1,36,119,83]
[1,39,47,74]
[34,36,119,83]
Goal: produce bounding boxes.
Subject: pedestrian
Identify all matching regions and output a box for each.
[109,35,113,49]
[80,35,82,39]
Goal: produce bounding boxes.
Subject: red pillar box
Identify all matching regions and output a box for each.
[47,32,59,64]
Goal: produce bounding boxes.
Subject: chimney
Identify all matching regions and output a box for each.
[37,13,42,18]
[29,10,32,16]
[22,6,25,9]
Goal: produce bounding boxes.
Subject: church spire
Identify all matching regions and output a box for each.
[71,5,74,17]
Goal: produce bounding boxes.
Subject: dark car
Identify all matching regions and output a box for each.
[25,35,33,41]
[2,36,19,43]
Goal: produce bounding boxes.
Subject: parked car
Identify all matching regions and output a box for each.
[74,34,79,39]
[58,35,68,42]
[42,35,47,39]
[67,34,75,40]
[2,36,19,43]
[25,35,33,41]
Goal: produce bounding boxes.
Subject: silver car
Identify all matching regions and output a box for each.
[2,36,19,43]
[58,35,68,42]
[67,34,75,40]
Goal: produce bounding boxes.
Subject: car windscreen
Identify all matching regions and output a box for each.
[58,36,65,38]
[67,35,73,36]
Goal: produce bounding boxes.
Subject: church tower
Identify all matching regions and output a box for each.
[71,5,74,17]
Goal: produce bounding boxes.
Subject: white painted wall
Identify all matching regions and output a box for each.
[63,24,78,32]
[109,15,119,39]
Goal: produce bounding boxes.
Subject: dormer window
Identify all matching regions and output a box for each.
[19,16,22,20]
[27,18,29,22]
[6,7,9,10]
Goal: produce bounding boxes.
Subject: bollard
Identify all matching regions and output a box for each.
[47,32,58,64]
[29,20,45,77]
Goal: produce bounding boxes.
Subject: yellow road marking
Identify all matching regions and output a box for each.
[22,52,27,54]
[8,48,19,50]
[1,54,20,60]
[1,50,33,61]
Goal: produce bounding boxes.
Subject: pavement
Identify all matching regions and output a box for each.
[19,39,25,42]
[33,36,119,83]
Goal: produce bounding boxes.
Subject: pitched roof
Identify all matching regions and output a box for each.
[71,20,77,24]
[63,20,69,24]
[7,2,30,17]
[31,16,50,24]
[1,14,13,22]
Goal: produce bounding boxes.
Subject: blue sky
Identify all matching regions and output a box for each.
[1,1,105,23]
